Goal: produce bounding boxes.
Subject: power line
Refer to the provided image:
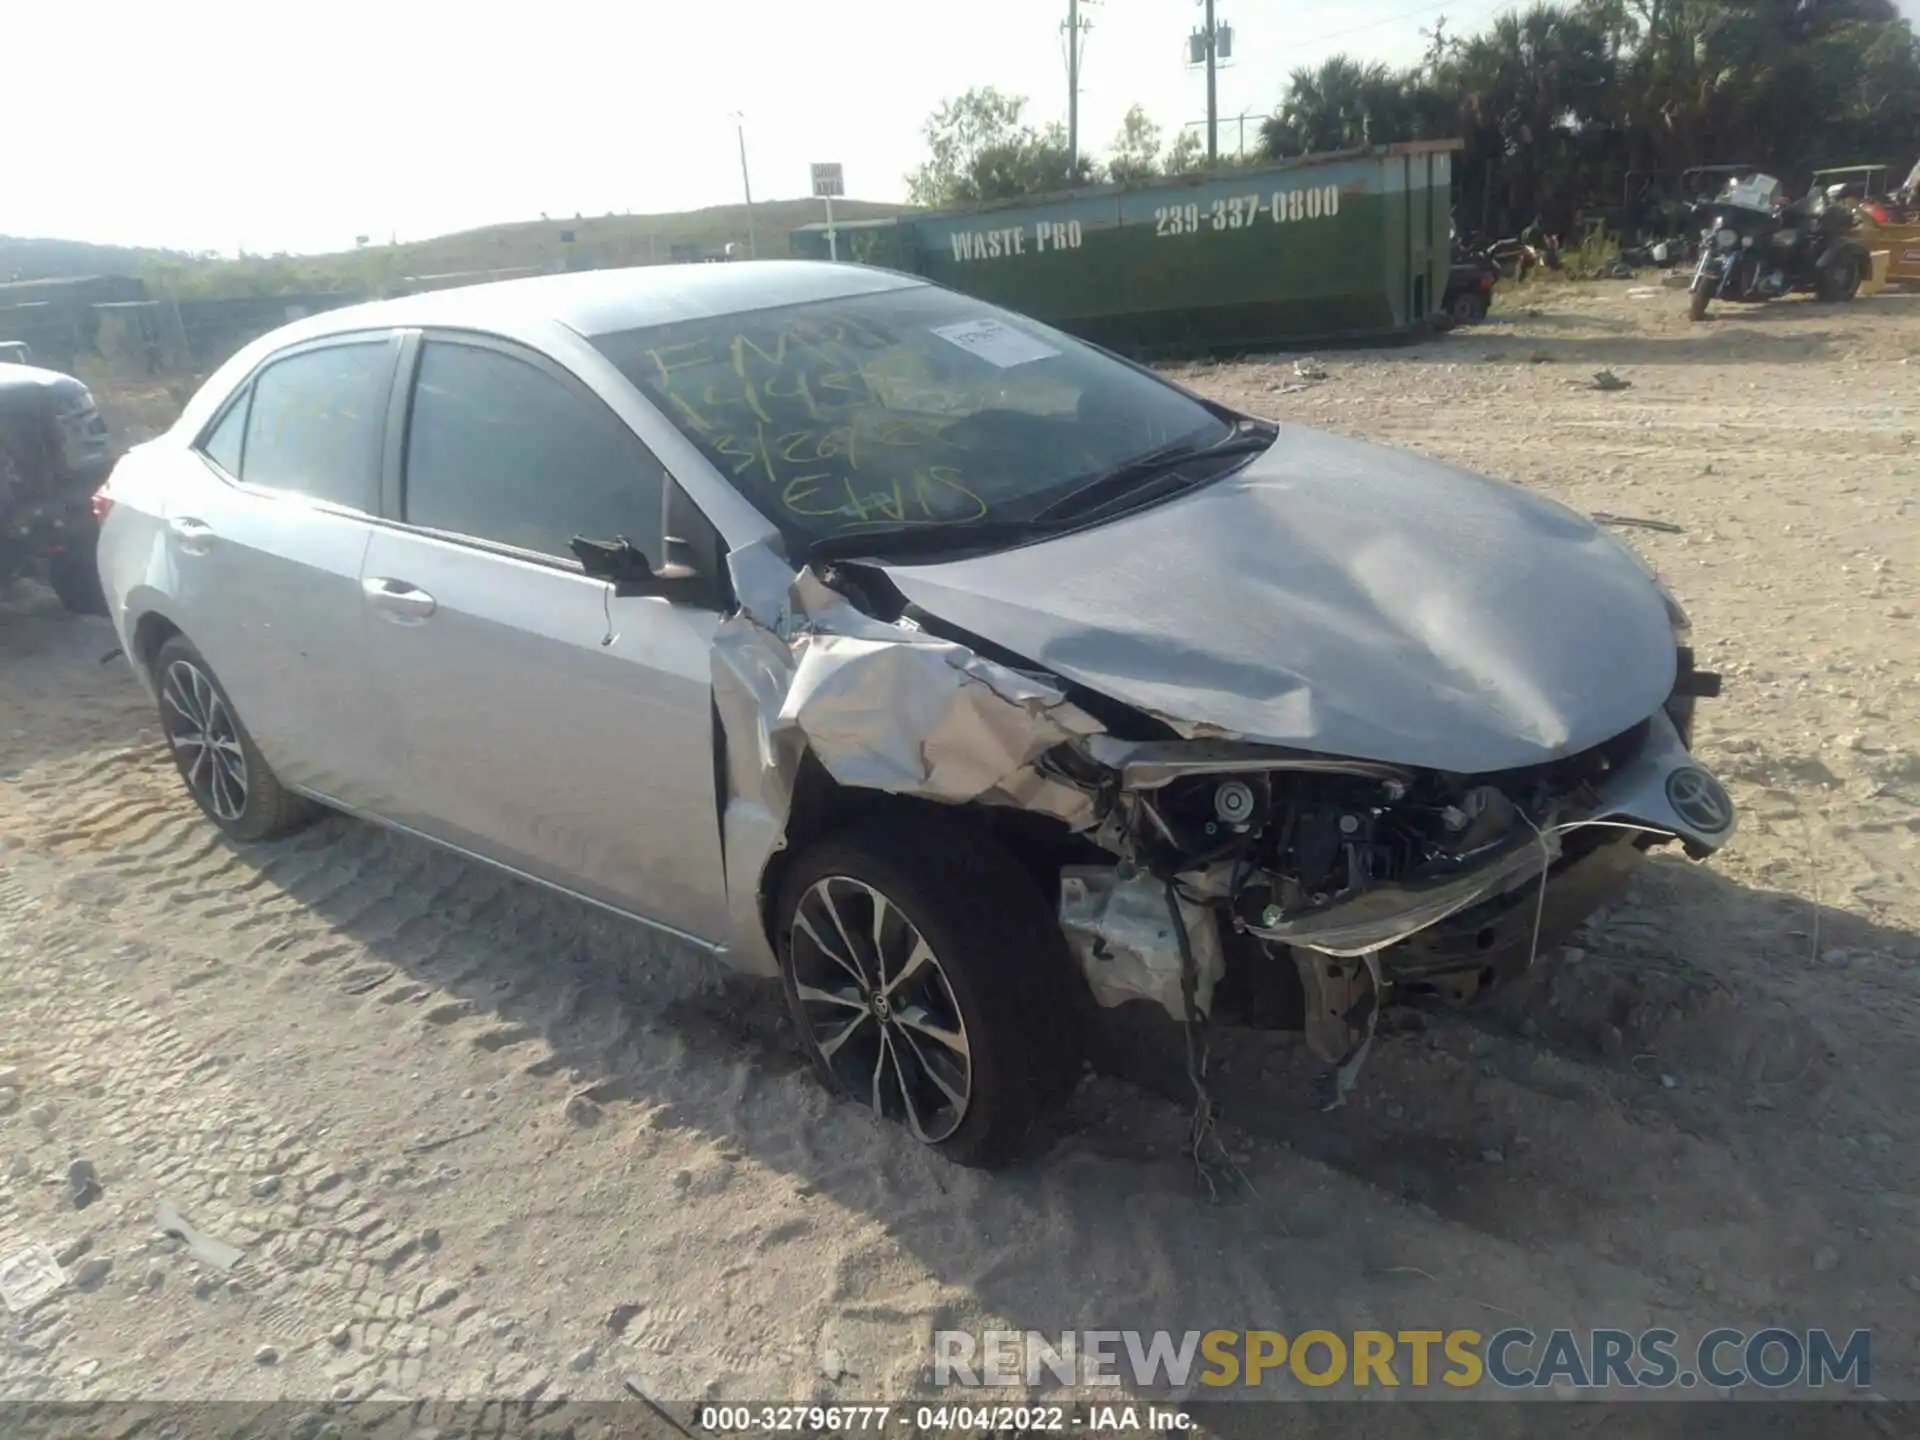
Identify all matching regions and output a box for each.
[1294,0,1510,51]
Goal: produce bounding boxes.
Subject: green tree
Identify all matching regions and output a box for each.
[1245,0,1920,240]
[1108,105,1164,185]
[905,89,1100,207]
[1261,55,1414,157]
[1162,130,1207,174]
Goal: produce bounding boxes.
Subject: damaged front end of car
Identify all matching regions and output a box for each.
[710,535,1734,1101]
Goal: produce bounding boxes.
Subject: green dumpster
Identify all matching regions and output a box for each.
[791,139,1459,356]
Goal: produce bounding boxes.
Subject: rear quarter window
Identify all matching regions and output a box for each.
[199,389,250,476]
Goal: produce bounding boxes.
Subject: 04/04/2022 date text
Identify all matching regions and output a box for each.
[1153,184,1343,237]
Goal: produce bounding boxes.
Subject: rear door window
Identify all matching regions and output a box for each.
[238,340,394,512]
[401,339,666,563]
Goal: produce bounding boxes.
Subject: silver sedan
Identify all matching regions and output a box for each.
[97,262,1734,1167]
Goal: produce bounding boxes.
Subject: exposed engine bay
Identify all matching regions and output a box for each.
[712,538,1733,1095]
[1056,725,1660,1071]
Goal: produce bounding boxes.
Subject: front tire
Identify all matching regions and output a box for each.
[152,634,319,842]
[1819,255,1861,302]
[774,813,1084,1169]
[1688,276,1713,321]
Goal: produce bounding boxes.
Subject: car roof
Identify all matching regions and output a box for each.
[289,260,924,342]
[0,361,86,392]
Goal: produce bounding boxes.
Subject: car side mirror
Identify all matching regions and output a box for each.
[569,534,695,598]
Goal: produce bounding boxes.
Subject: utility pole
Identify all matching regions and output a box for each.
[1063,0,1093,180]
[1204,0,1218,163]
[730,112,758,259]
[1187,2,1229,164]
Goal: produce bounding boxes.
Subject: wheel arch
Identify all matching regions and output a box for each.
[754,756,959,964]
[751,752,1101,994]
[130,609,185,690]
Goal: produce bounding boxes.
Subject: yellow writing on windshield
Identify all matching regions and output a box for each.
[641,320,990,527]
[781,469,988,525]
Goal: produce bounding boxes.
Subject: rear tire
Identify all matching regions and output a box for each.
[774,812,1085,1169]
[1449,291,1488,324]
[1819,255,1861,302]
[152,634,320,843]
[47,540,106,616]
[1688,277,1713,321]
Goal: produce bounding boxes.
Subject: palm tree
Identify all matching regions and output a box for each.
[1260,55,1411,157]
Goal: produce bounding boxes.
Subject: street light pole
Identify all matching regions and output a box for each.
[731,112,758,259]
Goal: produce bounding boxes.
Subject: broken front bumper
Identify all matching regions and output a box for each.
[1062,707,1736,1024]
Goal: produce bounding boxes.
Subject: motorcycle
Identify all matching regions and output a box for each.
[1443,235,1500,324]
[1687,172,1872,321]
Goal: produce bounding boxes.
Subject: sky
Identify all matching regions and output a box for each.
[13,0,1920,258]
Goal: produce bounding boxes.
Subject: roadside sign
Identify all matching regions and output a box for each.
[811,164,846,261]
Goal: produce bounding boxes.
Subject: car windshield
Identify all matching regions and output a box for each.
[589,284,1232,548]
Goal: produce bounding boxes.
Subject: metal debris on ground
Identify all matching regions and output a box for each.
[623,1372,698,1437]
[0,1241,65,1314]
[1587,369,1632,391]
[154,1197,245,1273]
[404,1123,491,1155]
[1293,357,1328,380]
[1592,512,1686,535]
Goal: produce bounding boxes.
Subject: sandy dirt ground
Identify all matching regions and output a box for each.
[1,282,1917,1422]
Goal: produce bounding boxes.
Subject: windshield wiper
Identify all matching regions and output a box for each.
[1030,420,1277,525]
[803,420,1277,566]
[805,517,1063,565]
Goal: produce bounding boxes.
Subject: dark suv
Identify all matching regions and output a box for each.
[0,344,115,613]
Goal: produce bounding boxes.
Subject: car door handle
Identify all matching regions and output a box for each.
[361,577,437,621]
[167,516,215,554]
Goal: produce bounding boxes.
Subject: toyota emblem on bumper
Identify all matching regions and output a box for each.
[1665,766,1733,834]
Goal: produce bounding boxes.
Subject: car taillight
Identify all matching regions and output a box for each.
[90,484,114,523]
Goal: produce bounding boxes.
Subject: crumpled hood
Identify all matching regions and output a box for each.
[883,424,1679,775]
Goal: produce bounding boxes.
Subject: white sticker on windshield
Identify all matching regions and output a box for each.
[931,318,1060,369]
